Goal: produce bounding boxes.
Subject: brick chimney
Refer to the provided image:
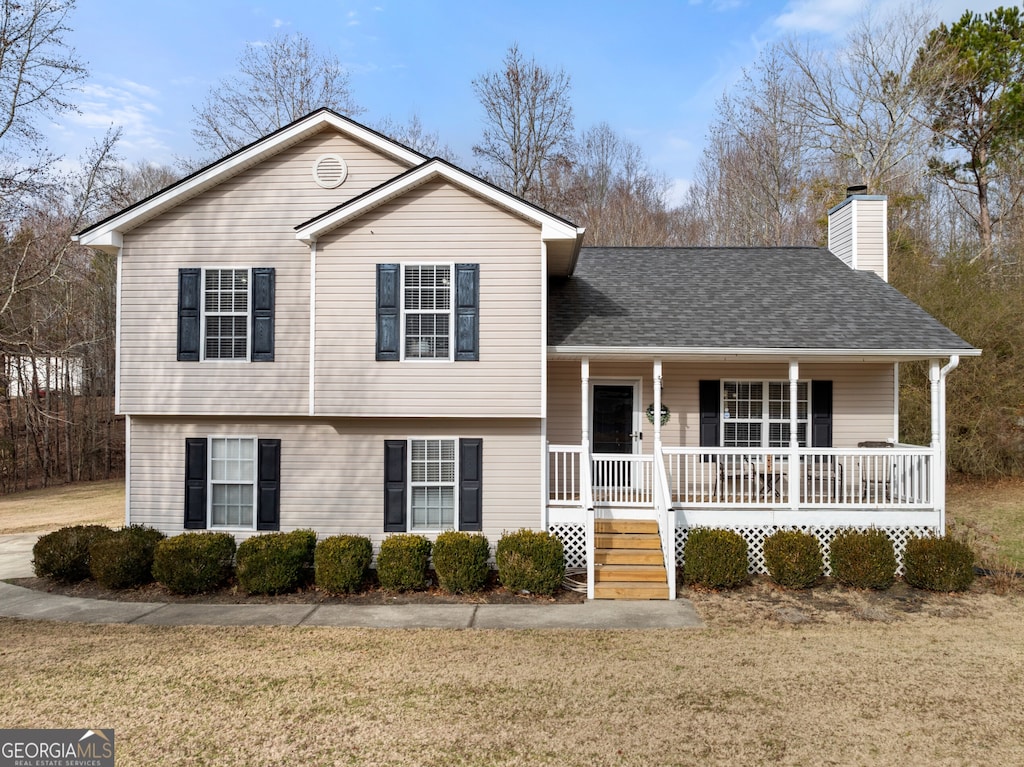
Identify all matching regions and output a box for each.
[827,187,888,282]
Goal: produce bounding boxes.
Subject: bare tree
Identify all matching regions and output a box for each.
[374,113,459,163]
[781,3,936,193]
[0,0,87,220]
[555,123,675,246]
[472,44,573,205]
[192,31,362,156]
[687,47,820,247]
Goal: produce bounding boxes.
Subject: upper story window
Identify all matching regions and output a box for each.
[723,380,809,448]
[403,265,452,360]
[177,267,275,363]
[204,269,249,360]
[376,263,479,362]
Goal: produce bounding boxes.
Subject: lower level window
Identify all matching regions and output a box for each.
[210,437,255,527]
[410,439,456,530]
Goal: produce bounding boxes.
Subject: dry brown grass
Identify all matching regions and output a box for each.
[0,480,124,534]
[2,480,1024,764]
[947,477,1024,566]
[3,598,1024,767]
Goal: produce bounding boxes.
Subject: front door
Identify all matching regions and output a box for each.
[592,384,637,454]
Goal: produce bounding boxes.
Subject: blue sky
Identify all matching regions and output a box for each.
[48,0,1004,202]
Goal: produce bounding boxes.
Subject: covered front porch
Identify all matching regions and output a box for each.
[543,356,959,600]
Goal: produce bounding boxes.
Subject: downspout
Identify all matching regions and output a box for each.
[936,355,960,531]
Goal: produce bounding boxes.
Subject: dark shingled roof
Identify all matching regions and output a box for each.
[548,247,976,352]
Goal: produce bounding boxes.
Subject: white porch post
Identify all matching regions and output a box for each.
[581,357,594,599]
[788,360,800,509]
[581,357,591,465]
[653,359,663,451]
[929,359,943,530]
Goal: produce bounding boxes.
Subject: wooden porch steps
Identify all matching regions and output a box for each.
[592,519,669,600]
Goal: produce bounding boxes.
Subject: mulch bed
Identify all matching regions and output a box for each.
[6,572,588,606]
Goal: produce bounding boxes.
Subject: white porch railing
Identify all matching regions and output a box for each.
[660,446,935,509]
[591,452,654,506]
[548,446,656,506]
[550,444,937,511]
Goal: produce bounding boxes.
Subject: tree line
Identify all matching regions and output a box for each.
[2,1,1021,487]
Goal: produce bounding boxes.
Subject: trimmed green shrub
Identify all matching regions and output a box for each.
[496,529,565,596]
[152,532,236,595]
[377,534,432,592]
[829,528,896,590]
[682,528,749,589]
[236,529,317,595]
[903,536,975,592]
[315,535,373,594]
[432,531,490,594]
[33,525,114,582]
[764,530,823,589]
[89,526,166,590]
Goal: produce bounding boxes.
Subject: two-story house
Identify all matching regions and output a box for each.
[74,109,979,599]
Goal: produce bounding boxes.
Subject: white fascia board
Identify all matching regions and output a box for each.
[547,345,982,361]
[70,230,122,254]
[75,111,423,248]
[296,160,582,244]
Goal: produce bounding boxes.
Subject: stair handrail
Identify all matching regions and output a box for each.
[653,449,677,600]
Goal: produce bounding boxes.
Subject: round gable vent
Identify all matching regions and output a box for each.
[312,154,348,188]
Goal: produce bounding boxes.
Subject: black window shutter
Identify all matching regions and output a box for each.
[376,264,400,361]
[184,438,207,529]
[251,268,275,362]
[811,380,833,448]
[177,268,201,361]
[454,264,480,361]
[256,439,281,530]
[699,380,721,460]
[459,438,483,531]
[383,440,407,531]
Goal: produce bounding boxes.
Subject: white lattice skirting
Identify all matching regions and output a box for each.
[551,523,937,576]
[549,523,588,568]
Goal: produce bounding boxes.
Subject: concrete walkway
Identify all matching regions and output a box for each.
[0,532,702,630]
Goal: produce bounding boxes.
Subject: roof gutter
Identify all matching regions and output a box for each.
[547,345,982,360]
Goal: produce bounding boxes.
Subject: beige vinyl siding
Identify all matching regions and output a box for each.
[129,416,543,543]
[827,197,887,280]
[546,359,896,449]
[853,200,887,280]
[118,130,409,416]
[314,179,544,417]
[827,205,854,269]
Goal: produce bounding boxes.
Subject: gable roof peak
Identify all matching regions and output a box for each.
[73,109,427,252]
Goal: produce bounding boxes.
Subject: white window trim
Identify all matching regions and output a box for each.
[407,436,460,532]
[400,262,455,362]
[201,267,252,363]
[207,435,258,531]
[721,379,810,449]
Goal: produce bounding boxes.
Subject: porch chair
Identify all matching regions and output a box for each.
[803,456,844,503]
[715,455,754,502]
[857,441,893,503]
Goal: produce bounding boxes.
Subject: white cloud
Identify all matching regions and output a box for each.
[52,77,173,160]
[272,18,288,28]
[347,10,359,26]
[666,178,692,207]
[773,0,866,34]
